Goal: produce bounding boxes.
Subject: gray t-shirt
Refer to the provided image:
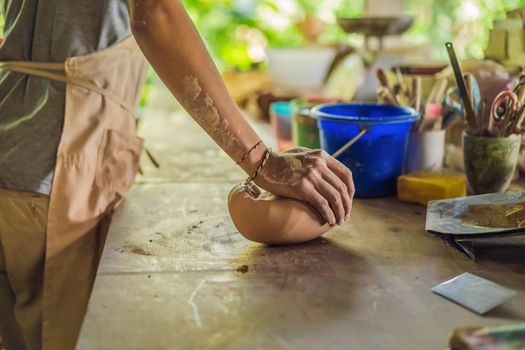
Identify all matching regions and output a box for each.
[0,0,131,195]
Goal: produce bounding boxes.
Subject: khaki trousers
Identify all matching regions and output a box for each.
[0,189,48,350]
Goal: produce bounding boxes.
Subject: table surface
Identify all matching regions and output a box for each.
[77,106,525,350]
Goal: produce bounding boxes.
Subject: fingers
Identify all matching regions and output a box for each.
[322,170,351,222]
[321,151,355,215]
[315,176,345,225]
[301,182,337,226]
[283,147,311,154]
[305,169,345,225]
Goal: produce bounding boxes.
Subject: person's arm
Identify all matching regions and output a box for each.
[128,0,354,226]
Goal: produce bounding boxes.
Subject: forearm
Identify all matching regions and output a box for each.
[127,1,355,227]
[128,0,265,174]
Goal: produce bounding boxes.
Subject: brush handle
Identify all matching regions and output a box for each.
[414,76,422,113]
[434,78,448,104]
[376,69,390,89]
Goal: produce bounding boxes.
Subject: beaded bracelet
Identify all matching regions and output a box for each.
[244,147,271,185]
[236,140,263,165]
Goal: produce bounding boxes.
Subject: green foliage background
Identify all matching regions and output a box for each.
[182,0,525,70]
[1,0,524,71]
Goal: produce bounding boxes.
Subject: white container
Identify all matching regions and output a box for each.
[266,47,336,93]
[406,130,445,173]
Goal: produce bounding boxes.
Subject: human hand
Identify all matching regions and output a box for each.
[254,148,355,226]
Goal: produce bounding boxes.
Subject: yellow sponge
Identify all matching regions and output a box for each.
[397,172,466,206]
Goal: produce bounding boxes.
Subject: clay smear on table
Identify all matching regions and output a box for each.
[462,202,525,228]
[181,76,238,151]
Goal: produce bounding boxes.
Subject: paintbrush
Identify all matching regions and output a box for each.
[413,76,422,113]
[376,68,390,89]
[377,86,398,105]
[433,78,448,104]
[478,99,487,136]
[376,69,399,104]
[396,67,409,96]
[445,42,477,133]
[427,79,440,104]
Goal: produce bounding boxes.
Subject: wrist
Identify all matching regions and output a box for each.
[239,143,268,176]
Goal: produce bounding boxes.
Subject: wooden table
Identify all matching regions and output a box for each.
[77,107,525,350]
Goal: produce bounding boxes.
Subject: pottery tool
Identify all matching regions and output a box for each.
[427,78,442,104]
[442,77,481,130]
[332,128,368,159]
[431,78,448,104]
[377,86,398,105]
[514,71,525,102]
[426,80,439,104]
[376,69,398,104]
[395,67,409,95]
[375,68,443,133]
[445,42,477,133]
[490,90,525,137]
[376,69,423,119]
[376,68,390,89]
[478,99,487,136]
[420,80,447,132]
[413,76,422,114]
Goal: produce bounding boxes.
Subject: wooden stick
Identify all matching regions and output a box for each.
[332,129,367,158]
[395,67,409,96]
[427,79,440,105]
[433,78,448,104]
[376,68,390,89]
[478,99,486,136]
[145,148,161,168]
[508,107,525,136]
[414,76,422,113]
[378,86,398,105]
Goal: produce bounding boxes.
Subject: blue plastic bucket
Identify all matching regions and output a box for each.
[313,103,418,197]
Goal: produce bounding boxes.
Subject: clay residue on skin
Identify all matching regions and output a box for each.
[181,76,237,151]
[261,151,304,186]
[183,76,202,101]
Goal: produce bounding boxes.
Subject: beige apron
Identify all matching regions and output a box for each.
[1,37,148,349]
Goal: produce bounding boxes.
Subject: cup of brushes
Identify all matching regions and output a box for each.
[376,67,447,173]
[377,66,470,205]
[444,42,525,194]
[462,86,522,194]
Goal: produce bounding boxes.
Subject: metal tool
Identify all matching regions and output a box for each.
[489,90,525,137]
[513,72,525,102]
[442,76,481,129]
[445,42,477,133]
